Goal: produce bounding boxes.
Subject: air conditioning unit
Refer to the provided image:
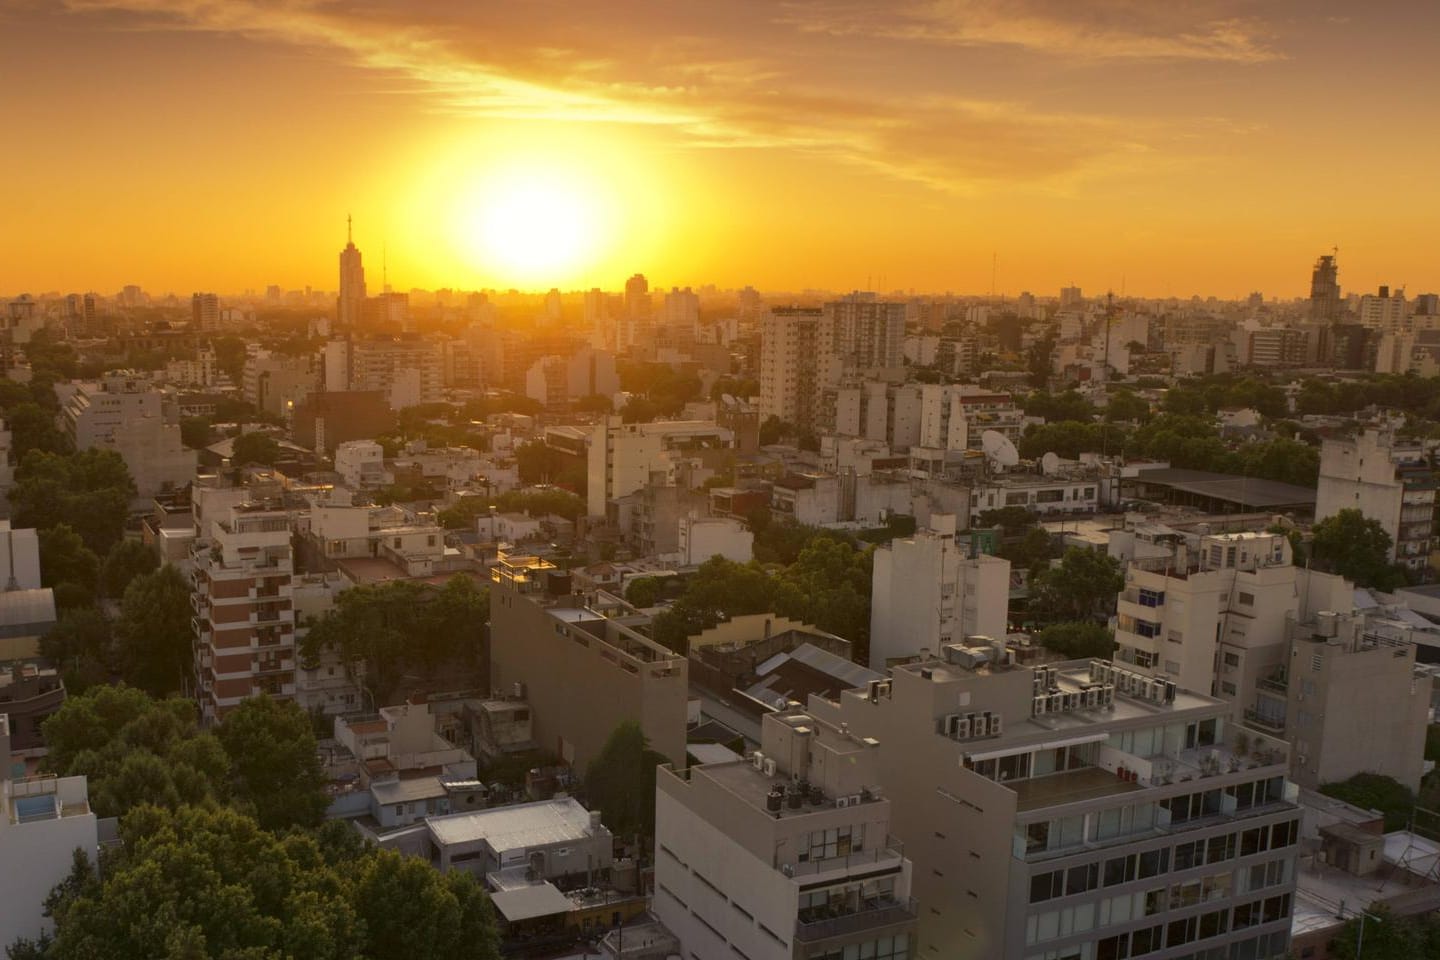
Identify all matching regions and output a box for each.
[1033,695,1048,716]
[990,716,1003,736]
[944,714,962,737]
[954,718,971,739]
[836,795,852,808]
[763,758,777,777]
[1163,681,1177,703]
[1048,693,1062,713]
[752,751,765,770]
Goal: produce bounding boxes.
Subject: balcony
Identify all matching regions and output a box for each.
[788,836,905,880]
[1243,709,1285,735]
[795,897,917,943]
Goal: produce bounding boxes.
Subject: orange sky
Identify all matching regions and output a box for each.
[2,1,1437,299]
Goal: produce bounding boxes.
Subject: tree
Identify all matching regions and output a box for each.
[179,416,212,449]
[1320,773,1416,832]
[1022,389,1096,423]
[1000,526,1057,577]
[1326,906,1440,960]
[625,576,664,608]
[230,431,282,466]
[215,695,328,831]
[4,401,71,459]
[41,685,229,818]
[976,506,1040,537]
[585,721,668,838]
[113,565,194,696]
[759,415,789,447]
[37,524,100,593]
[1104,390,1151,423]
[9,448,135,555]
[100,538,159,599]
[1029,548,1125,624]
[1034,622,1115,660]
[40,607,113,694]
[1311,509,1407,591]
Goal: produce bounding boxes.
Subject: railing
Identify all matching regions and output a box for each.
[1243,709,1285,734]
[795,897,917,942]
[788,837,904,878]
[1256,675,1288,695]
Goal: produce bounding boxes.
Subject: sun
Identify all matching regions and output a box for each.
[459,167,603,286]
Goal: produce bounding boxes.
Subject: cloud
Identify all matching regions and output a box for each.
[51,0,1236,194]
[780,0,1284,63]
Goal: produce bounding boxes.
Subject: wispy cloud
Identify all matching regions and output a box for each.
[53,0,1252,194]
[780,0,1284,63]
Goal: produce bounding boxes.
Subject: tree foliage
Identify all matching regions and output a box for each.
[1034,622,1115,660]
[113,565,194,696]
[1326,906,1440,960]
[230,431,282,466]
[585,721,668,839]
[1028,548,1125,624]
[37,524,99,594]
[100,538,159,599]
[40,607,113,694]
[300,576,488,703]
[1310,509,1407,591]
[27,803,499,960]
[215,695,329,831]
[1319,773,1416,832]
[9,448,136,555]
[1022,389,1096,423]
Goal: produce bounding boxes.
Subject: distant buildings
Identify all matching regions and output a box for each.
[190,292,219,331]
[1308,254,1340,323]
[243,349,318,418]
[59,374,196,503]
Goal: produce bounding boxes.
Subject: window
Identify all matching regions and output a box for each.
[1223,652,1240,667]
[1221,682,1237,696]
[1030,870,1064,904]
[1138,588,1165,607]
[1104,855,1136,887]
[1138,848,1169,879]
[1067,863,1099,896]
[1237,592,1255,606]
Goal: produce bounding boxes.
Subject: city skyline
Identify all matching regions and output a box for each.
[4,2,1439,297]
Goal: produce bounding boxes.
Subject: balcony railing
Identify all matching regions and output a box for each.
[795,897,917,943]
[1243,708,1285,735]
[788,837,905,879]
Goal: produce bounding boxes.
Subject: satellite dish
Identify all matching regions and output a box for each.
[982,430,1020,468]
[721,393,737,407]
[1041,452,1061,475]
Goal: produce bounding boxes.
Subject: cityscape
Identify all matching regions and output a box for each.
[4,4,1440,960]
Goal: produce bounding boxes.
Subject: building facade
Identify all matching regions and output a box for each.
[1315,429,1436,571]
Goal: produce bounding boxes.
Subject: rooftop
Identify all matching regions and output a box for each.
[426,796,598,851]
[1131,467,1317,509]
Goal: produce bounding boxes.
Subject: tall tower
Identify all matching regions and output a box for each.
[1308,253,1340,323]
[337,215,366,329]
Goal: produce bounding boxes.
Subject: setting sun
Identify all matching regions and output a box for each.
[462,170,600,286]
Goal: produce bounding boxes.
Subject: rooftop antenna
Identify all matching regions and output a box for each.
[991,251,997,297]
[347,213,352,245]
[383,241,389,293]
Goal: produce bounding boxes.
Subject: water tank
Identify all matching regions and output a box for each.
[1316,611,1339,638]
[787,789,803,810]
[766,788,783,813]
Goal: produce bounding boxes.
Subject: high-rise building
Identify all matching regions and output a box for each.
[190,488,298,724]
[624,273,649,319]
[825,295,905,371]
[813,643,1302,959]
[1357,284,1406,331]
[868,513,1010,671]
[1308,254,1340,323]
[655,705,918,960]
[760,307,825,431]
[1059,285,1084,307]
[661,286,699,342]
[190,292,220,331]
[1315,428,1435,571]
[337,216,366,329]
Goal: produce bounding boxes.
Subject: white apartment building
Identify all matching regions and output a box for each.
[868,513,1010,671]
[60,374,196,503]
[825,296,905,372]
[0,715,100,949]
[1356,285,1406,331]
[190,496,297,723]
[585,416,733,518]
[676,514,753,565]
[655,706,917,960]
[331,337,444,410]
[968,474,1100,523]
[1315,429,1436,571]
[243,350,318,418]
[760,307,825,431]
[814,642,1302,960]
[334,439,392,491]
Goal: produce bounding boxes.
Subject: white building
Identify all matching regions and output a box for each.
[585,416,733,518]
[334,440,392,491]
[0,716,100,949]
[60,374,197,503]
[655,706,916,960]
[676,514,753,565]
[760,307,825,431]
[1315,429,1435,571]
[868,513,1010,670]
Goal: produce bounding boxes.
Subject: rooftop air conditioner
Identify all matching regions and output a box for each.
[763,758,777,777]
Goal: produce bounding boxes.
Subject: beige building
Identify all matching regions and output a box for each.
[60,374,196,502]
[655,706,917,960]
[760,307,826,432]
[1315,429,1436,571]
[488,552,687,769]
[585,416,733,518]
[811,640,1302,959]
[242,350,318,418]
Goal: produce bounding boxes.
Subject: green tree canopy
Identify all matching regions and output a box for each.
[37,524,99,594]
[4,401,71,459]
[215,695,329,831]
[230,431,282,466]
[9,448,136,555]
[100,538,159,599]
[1029,548,1125,624]
[1311,508,1407,591]
[113,565,194,696]
[1034,622,1115,660]
[40,607,113,694]
[27,803,499,960]
[1319,773,1416,832]
[585,721,668,839]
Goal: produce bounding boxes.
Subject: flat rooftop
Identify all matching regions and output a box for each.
[1131,468,1316,509]
[1012,766,1143,813]
[426,797,597,852]
[696,758,880,820]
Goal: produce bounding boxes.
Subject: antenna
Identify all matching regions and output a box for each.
[383,241,388,293]
[991,251,997,297]
[347,213,352,245]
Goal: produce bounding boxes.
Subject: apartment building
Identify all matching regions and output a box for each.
[242,350,318,418]
[760,307,825,432]
[333,439,392,491]
[826,295,905,372]
[967,473,1101,522]
[811,641,1302,960]
[655,706,917,960]
[1270,609,1429,792]
[1315,429,1436,571]
[190,497,297,723]
[339,337,444,410]
[59,374,196,502]
[869,513,1010,671]
[585,416,734,518]
[488,551,688,769]
[0,715,99,949]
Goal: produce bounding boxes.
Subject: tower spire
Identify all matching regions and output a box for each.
[347,213,352,245]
